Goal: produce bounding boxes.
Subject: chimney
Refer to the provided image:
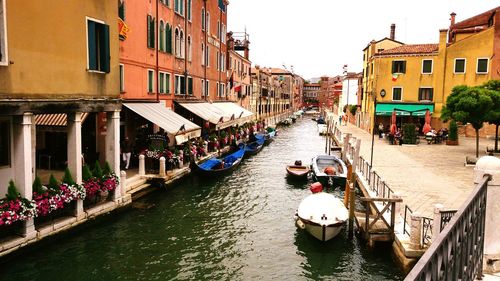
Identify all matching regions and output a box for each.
[450,12,456,26]
[390,24,396,40]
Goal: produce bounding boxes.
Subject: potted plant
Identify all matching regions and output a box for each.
[102,162,119,196]
[402,124,417,145]
[446,120,459,146]
[0,180,36,227]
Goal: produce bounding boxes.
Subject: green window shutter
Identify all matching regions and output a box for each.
[160,23,165,51]
[188,0,191,20]
[391,61,396,74]
[429,88,434,101]
[166,74,170,94]
[188,77,193,95]
[402,61,406,73]
[159,73,164,93]
[147,16,151,48]
[181,77,186,95]
[150,18,156,48]
[180,0,184,15]
[87,20,97,70]
[202,10,205,29]
[166,25,172,53]
[100,24,110,73]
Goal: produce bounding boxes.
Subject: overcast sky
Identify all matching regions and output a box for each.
[227,1,497,80]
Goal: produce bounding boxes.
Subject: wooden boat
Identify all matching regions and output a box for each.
[311,155,347,188]
[295,190,348,241]
[256,129,277,146]
[193,144,245,176]
[244,138,265,156]
[286,160,310,178]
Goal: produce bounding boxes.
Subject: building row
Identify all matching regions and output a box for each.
[357,7,499,135]
[0,0,303,242]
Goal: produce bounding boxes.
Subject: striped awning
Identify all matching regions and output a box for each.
[35,113,89,126]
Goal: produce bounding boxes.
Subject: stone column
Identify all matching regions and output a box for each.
[120,171,127,198]
[67,112,84,220]
[474,156,500,273]
[409,213,422,250]
[159,157,166,177]
[106,110,121,200]
[392,192,402,225]
[342,133,351,162]
[13,113,36,238]
[432,204,444,241]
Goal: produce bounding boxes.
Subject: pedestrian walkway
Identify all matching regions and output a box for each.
[332,114,496,218]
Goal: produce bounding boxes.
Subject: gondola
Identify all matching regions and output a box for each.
[311,155,347,188]
[244,137,265,156]
[192,144,245,176]
[255,129,276,146]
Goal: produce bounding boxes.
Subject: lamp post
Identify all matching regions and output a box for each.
[343,64,350,124]
[370,96,377,167]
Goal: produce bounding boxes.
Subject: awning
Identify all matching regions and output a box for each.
[376,103,434,116]
[124,102,201,145]
[176,102,237,130]
[35,113,89,126]
[212,102,254,125]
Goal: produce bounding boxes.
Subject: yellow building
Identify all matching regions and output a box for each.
[0,0,122,239]
[361,7,499,134]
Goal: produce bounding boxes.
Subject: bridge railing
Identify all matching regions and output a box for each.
[404,174,490,281]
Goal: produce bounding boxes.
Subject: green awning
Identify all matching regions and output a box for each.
[376,103,434,116]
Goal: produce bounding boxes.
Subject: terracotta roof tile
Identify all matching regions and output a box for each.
[451,6,499,30]
[378,44,439,55]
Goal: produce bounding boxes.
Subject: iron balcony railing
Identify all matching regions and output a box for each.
[404,174,490,281]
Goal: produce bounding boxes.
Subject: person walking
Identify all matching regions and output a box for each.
[121,137,132,170]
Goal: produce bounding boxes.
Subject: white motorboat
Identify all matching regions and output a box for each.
[295,191,348,241]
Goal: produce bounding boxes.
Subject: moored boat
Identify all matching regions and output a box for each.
[193,144,245,176]
[294,183,348,241]
[255,129,277,146]
[244,138,265,156]
[286,160,310,179]
[311,155,347,188]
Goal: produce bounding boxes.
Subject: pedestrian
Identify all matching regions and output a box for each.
[121,137,132,169]
[378,123,384,139]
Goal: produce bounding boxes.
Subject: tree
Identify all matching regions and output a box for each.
[482,80,500,152]
[441,85,494,158]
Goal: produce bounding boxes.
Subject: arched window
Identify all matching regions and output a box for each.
[187,36,192,61]
[165,23,172,54]
[175,28,180,57]
[180,30,184,58]
[159,21,165,51]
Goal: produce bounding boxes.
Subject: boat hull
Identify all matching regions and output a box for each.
[295,217,344,241]
[194,157,243,177]
[286,165,310,178]
[311,155,347,188]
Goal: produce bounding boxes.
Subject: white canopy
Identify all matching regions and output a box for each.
[177,101,250,130]
[212,102,254,125]
[124,102,201,145]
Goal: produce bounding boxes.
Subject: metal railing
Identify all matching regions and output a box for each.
[440,210,457,232]
[422,217,433,247]
[404,175,490,281]
[403,205,413,236]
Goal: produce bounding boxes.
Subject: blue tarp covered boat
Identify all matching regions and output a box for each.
[244,138,265,156]
[194,144,245,176]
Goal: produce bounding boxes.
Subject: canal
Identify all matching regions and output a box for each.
[0,117,404,280]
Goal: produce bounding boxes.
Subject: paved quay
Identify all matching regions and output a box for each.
[331,114,496,218]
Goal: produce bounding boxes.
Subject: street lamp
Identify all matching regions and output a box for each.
[343,64,349,124]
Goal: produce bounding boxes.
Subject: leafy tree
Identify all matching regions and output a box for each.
[482,80,500,152]
[448,120,458,142]
[441,85,494,157]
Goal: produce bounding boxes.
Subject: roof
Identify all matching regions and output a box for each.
[377,44,439,56]
[362,37,405,51]
[451,6,499,30]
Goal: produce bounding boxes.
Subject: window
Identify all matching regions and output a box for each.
[221,54,225,72]
[147,15,155,49]
[158,72,170,94]
[201,8,205,30]
[147,69,155,93]
[201,43,205,66]
[418,88,433,101]
[205,80,209,96]
[160,0,170,7]
[118,1,125,21]
[422,59,433,74]
[159,21,165,51]
[216,82,219,97]
[391,60,406,74]
[187,0,192,21]
[201,79,205,96]
[119,64,125,92]
[174,75,186,95]
[217,21,220,39]
[218,0,226,12]
[174,0,184,16]
[477,58,489,74]
[216,51,220,71]
[206,12,210,34]
[179,30,184,58]
[392,87,402,101]
[175,28,180,57]
[206,45,210,67]
[454,58,466,74]
[221,24,226,44]
[165,23,172,54]
[87,18,110,73]
[187,77,193,95]
[187,36,191,61]
[0,0,7,66]
[0,120,10,167]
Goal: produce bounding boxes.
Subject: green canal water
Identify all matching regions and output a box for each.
[0,117,404,281]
